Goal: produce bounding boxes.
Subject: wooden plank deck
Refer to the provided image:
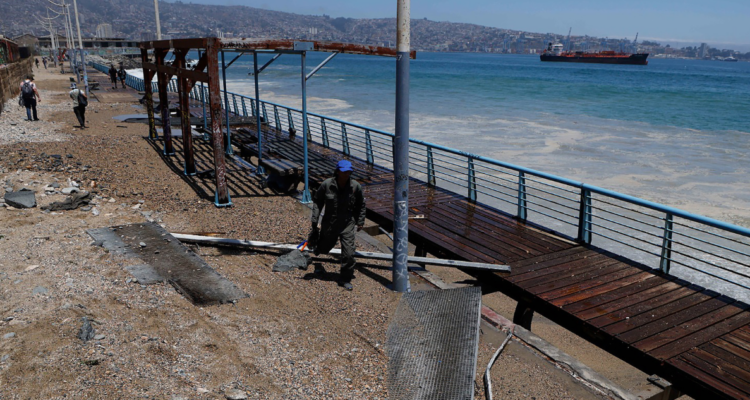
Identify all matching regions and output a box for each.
[163,99,750,399]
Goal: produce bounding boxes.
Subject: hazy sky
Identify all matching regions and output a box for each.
[170,0,750,48]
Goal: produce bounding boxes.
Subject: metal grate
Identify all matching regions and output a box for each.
[387,287,482,400]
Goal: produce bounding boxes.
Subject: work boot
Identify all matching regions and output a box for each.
[339,281,353,291]
[313,264,326,276]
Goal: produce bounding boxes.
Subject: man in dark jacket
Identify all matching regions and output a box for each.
[108,65,118,89]
[310,160,366,290]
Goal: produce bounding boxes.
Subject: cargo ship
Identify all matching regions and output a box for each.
[540,43,649,65]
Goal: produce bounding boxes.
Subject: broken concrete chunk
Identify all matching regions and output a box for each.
[4,189,36,208]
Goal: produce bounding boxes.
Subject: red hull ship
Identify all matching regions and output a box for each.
[540,43,649,65]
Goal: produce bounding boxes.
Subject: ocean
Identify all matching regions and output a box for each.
[209,51,750,226]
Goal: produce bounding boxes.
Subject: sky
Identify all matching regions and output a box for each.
[169,0,750,50]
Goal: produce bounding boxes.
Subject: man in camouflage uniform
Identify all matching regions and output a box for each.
[310,160,366,291]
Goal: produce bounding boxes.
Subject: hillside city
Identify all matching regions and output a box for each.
[0,0,747,61]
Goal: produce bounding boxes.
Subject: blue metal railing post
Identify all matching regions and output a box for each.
[241,97,248,116]
[468,158,477,202]
[305,115,312,141]
[250,98,256,118]
[426,146,435,186]
[273,105,281,131]
[341,122,350,155]
[262,103,269,125]
[320,117,329,147]
[365,129,374,164]
[232,93,239,117]
[517,171,527,221]
[287,109,295,133]
[660,213,674,274]
[577,187,592,244]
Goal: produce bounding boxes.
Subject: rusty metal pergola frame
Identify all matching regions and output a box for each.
[140,38,415,207]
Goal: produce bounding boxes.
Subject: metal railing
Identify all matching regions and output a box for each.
[120,71,750,300]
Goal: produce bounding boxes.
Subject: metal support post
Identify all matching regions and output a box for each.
[341,123,350,155]
[253,51,265,175]
[155,49,174,155]
[426,146,435,186]
[517,171,527,221]
[392,0,411,293]
[468,158,477,202]
[273,105,281,131]
[241,97,247,117]
[287,109,295,133]
[221,51,233,155]
[199,51,207,136]
[207,39,232,207]
[577,187,592,244]
[660,213,674,274]
[365,129,374,164]
[300,51,312,203]
[320,117,329,147]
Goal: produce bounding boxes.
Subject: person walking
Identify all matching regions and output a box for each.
[69,85,88,128]
[19,75,41,121]
[309,160,366,291]
[34,58,39,69]
[42,57,47,69]
[108,64,118,89]
[117,64,127,88]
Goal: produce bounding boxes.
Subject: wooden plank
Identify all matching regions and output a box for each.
[649,311,750,360]
[509,253,613,284]
[712,338,750,365]
[617,295,733,344]
[510,248,600,276]
[723,333,750,354]
[700,342,750,382]
[668,357,750,400]
[690,347,750,388]
[576,280,686,321]
[669,354,750,399]
[509,246,590,270]
[444,201,572,252]
[413,203,553,256]
[528,260,635,295]
[635,303,746,353]
[552,271,659,308]
[587,283,701,328]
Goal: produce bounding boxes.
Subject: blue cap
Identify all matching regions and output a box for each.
[337,160,353,172]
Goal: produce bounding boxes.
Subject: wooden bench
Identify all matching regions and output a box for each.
[261,158,302,193]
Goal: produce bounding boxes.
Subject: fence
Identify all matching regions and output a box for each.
[110,65,750,301]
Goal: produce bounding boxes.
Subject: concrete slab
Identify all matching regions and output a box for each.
[88,222,247,305]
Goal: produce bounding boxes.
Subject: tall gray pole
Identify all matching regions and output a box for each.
[221,51,233,155]
[253,51,265,175]
[71,0,88,96]
[154,0,162,40]
[301,51,311,203]
[392,0,411,292]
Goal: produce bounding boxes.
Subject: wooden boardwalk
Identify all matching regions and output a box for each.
[164,98,750,399]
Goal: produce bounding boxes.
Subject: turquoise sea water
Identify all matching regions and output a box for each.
[193,51,750,222]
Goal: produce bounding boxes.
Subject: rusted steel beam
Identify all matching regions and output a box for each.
[206,38,231,206]
[217,38,416,59]
[139,38,208,50]
[143,62,209,83]
[141,49,158,140]
[155,49,174,156]
[175,50,196,176]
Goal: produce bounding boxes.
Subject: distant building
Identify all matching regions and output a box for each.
[96,23,114,38]
[699,43,708,59]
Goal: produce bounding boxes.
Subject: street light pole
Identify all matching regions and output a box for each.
[154,0,162,40]
[392,0,411,292]
[71,0,88,96]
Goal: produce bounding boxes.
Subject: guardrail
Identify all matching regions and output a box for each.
[118,69,750,299]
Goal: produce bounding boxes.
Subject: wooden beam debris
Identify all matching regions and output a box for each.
[171,233,511,273]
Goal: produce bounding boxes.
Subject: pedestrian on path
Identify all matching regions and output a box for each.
[108,64,118,89]
[117,64,127,88]
[42,57,47,69]
[69,85,88,128]
[19,75,41,121]
[35,58,39,69]
[309,160,366,291]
